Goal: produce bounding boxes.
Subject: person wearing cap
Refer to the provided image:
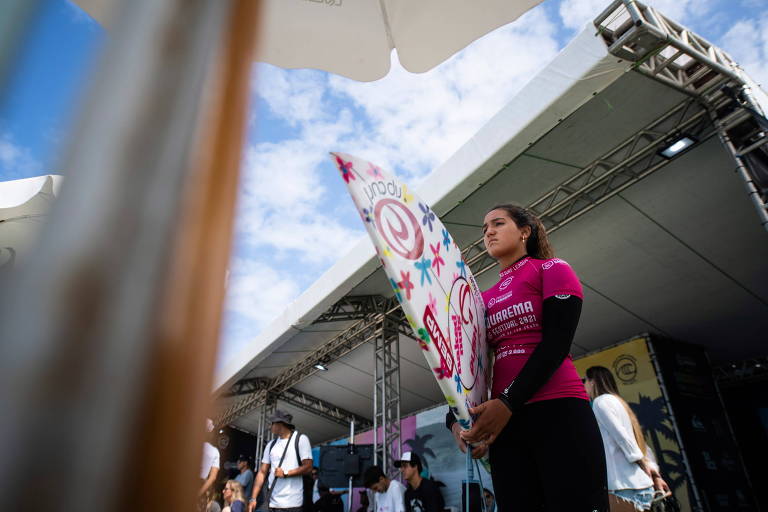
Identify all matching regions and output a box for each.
[200,418,221,498]
[236,455,255,504]
[362,466,406,512]
[395,453,443,512]
[249,410,313,512]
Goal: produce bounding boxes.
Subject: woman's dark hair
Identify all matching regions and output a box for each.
[585,365,620,396]
[488,204,554,259]
[585,366,647,455]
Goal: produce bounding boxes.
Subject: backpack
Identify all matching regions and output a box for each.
[268,432,313,512]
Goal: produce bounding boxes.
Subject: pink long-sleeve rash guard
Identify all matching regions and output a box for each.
[482,256,589,404]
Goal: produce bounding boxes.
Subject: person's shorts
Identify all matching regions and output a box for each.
[609,487,655,511]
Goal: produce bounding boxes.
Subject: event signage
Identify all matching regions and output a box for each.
[331,152,489,429]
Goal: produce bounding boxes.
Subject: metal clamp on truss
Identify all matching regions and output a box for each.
[594,0,741,99]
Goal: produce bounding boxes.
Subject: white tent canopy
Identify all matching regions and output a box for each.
[73,0,545,81]
[0,175,63,265]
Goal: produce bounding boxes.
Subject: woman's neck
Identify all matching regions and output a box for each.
[498,250,528,271]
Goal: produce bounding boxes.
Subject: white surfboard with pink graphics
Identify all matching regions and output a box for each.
[331,152,488,429]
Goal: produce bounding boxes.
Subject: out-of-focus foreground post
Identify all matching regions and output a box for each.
[0,0,259,510]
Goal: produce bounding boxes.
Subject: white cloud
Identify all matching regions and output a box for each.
[218,257,302,364]
[329,7,560,176]
[235,109,363,264]
[224,257,301,328]
[0,133,40,178]
[721,13,768,91]
[255,67,331,126]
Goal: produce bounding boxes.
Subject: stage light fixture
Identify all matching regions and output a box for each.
[313,362,328,371]
[658,134,697,159]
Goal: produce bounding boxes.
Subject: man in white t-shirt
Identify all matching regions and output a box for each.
[200,418,220,497]
[363,466,406,512]
[249,410,313,512]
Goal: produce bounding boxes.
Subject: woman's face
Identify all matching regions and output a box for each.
[584,378,595,399]
[482,209,529,260]
[223,484,233,503]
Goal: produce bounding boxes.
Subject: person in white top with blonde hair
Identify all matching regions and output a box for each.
[585,366,670,512]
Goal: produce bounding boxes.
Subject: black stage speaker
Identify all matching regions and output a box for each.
[318,444,374,488]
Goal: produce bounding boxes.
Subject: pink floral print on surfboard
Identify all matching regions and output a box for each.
[331,152,488,429]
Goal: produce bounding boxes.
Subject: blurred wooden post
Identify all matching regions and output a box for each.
[0,0,259,510]
[132,0,261,507]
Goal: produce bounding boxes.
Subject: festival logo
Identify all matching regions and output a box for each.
[613,354,639,384]
[374,198,424,260]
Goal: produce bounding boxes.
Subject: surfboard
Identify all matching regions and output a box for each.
[331,152,488,429]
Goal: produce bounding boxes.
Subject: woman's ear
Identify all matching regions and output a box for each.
[521,225,532,239]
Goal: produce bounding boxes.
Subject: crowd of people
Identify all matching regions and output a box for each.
[200,204,676,512]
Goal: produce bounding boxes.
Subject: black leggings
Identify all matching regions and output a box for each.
[488,398,608,512]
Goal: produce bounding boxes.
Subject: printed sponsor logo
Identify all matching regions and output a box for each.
[541,258,567,270]
[498,276,514,291]
[499,257,529,278]
[423,306,454,378]
[612,354,638,384]
[364,179,403,204]
[554,294,571,299]
[496,347,529,360]
[374,198,424,260]
[487,290,514,308]
[513,258,528,271]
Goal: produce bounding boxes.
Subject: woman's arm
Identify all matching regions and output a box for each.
[592,396,644,463]
[497,295,582,413]
[457,295,583,447]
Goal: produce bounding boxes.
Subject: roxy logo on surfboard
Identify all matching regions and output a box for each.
[364,179,405,205]
[374,198,424,260]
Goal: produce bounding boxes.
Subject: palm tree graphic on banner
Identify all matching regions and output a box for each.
[404,434,436,474]
[630,394,692,497]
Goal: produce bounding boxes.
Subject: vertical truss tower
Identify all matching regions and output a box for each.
[373,313,402,479]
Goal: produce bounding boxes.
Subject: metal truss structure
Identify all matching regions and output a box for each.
[216,296,408,427]
[223,377,270,397]
[373,314,402,479]
[314,295,392,323]
[595,0,741,99]
[595,0,768,231]
[223,378,373,429]
[254,398,276,465]
[279,387,373,430]
[461,94,724,279]
[219,0,768,438]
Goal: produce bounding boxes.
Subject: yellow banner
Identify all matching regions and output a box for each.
[574,337,692,511]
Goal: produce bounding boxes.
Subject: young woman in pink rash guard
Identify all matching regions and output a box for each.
[445,204,608,512]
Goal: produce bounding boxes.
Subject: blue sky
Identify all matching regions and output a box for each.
[2,0,767,378]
